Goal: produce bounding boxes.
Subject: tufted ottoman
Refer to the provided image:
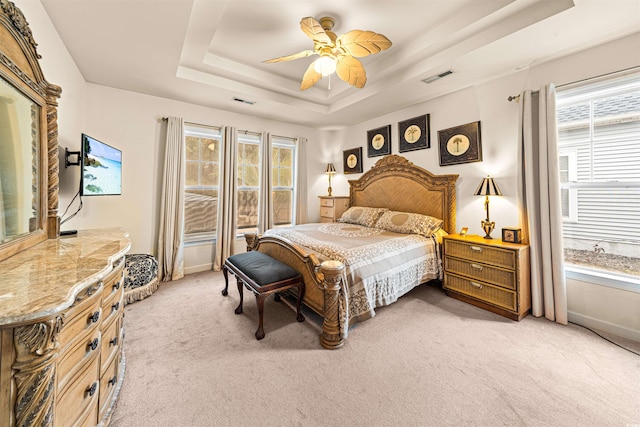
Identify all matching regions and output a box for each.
[123,254,159,305]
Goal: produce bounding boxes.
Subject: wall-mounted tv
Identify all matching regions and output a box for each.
[80,133,122,196]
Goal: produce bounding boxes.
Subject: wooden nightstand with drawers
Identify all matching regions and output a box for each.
[443,234,531,320]
[318,196,350,223]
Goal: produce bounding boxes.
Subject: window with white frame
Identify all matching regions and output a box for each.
[271,136,296,227]
[184,124,222,243]
[236,132,261,233]
[556,71,640,280]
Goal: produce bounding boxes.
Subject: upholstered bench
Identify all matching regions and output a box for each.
[222,251,305,340]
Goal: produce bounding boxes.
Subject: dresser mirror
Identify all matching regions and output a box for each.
[0,0,61,262]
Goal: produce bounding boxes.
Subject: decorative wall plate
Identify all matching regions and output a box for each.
[367,125,391,157]
[398,114,430,152]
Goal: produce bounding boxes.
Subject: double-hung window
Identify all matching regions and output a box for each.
[556,72,640,282]
[184,124,222,243]
[236,132,261,234]
[271,136,296,227]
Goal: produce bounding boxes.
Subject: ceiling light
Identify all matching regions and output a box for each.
[314,56,337,77]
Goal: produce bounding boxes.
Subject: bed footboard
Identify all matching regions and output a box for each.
[245,233,346,349]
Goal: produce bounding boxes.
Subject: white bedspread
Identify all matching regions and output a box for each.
[264,222,441,326]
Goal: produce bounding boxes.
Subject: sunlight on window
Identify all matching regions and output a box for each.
[556,72,640,279]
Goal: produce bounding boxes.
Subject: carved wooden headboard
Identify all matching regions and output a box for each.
[348,155,458,234]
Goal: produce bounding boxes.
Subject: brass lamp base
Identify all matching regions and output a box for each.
[327,186,333,197]
[481,219,495,239]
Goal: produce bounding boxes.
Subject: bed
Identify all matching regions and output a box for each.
[244,155,458,348]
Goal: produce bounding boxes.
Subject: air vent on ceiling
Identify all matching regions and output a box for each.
[232,97,256,105]
[422,70,453,84]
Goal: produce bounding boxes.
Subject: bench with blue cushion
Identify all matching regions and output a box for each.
[222,251,305,340]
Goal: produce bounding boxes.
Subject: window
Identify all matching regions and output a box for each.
[556,72,640,280]
[272,136,296,227]
[558,149,577,221]
[184,124,221,243]
[236,132,261,233]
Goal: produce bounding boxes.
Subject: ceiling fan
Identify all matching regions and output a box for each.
[263,16,392,90]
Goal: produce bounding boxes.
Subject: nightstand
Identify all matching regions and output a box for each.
[318,196,350,223]
[442,234,531,320]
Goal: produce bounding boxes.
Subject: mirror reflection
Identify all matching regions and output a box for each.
[0,74,40,244]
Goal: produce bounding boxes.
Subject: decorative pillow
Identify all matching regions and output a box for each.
[337,206,388,228]
[375,210,443,237]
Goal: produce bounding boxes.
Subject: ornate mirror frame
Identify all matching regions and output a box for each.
[0,0,61,262]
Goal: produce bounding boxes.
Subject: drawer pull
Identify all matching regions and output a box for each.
[88,311,100,324]
[88,338,99,351]
[470,246,483,252]
[86,382,98,397]
[109,336,118,347]
[470,281,483,289]
[108,376,117,386]
[470,263,483,271]
[112,302,120,312]
[114,281,121,290]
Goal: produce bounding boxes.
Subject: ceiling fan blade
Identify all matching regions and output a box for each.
[300,17,333,45]
[263,50,316,63]
[336,56,367,88]
[337,30,392,57]
[300,63,322,91]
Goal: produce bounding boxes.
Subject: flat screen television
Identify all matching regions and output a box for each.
[80,133,122,196]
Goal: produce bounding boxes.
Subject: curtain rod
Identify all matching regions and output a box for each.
[507,65,640,102]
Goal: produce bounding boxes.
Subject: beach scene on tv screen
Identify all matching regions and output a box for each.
[83,137,122,195]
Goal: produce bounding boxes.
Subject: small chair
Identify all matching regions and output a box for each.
[222,251,305,340]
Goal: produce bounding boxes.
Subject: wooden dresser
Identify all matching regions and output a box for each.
[0,228,130,427]
[318,196,350,223]
[442,234,531,320]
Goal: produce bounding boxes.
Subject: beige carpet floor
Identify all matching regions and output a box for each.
[110,270,639,427]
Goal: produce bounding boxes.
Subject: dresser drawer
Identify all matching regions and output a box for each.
[102,288,123,327]
[102,260,124,302]
[99,351,121,421]
[445,239,516,269]
[59,289,103,352]
[320,198,334,207]
[444,273,517,311]
[55,354,100,427]
[444,257,516,290]
[58,328,101,391]
[320,206,334,218]
[100,314,122,375]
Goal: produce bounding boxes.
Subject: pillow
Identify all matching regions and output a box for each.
[337,206,388,228]
[375,210,443,237]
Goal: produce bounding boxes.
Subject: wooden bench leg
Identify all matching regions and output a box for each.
[255,294,265,340]
[234,278,244,315]
[222,264,229,296]
[296,283,305,323]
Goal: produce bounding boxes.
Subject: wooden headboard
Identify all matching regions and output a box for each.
[348,155,459,234]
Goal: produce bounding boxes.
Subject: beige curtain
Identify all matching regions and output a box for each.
[157,116,185,281]
[295,136,308,225]
[214,126,238,271]
[258,132,272,234]
[517,84,568,324]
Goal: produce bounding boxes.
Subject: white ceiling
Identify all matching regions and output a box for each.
[40,0,640,129]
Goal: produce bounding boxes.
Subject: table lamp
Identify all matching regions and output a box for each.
[325,163,336,196]
[474,176,502,239]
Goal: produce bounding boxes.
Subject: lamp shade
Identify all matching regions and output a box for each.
[325,163,336,174]
[474,176,502,196]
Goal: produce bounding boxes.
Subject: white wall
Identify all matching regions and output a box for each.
[16,0,640,340]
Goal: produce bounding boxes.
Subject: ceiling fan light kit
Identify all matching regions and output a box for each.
[264,16,392,91]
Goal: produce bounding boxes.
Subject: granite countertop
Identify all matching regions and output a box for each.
[0,228,131,326]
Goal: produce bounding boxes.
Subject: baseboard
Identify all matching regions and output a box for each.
[184,263,213,275]
[568,310,640,342]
